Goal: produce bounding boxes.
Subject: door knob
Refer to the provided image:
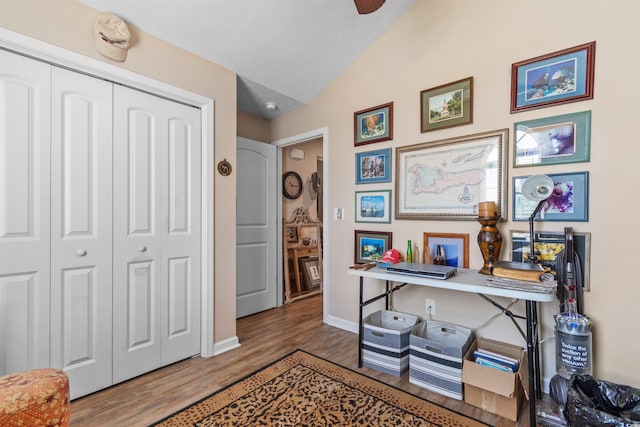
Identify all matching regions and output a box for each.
[138,245,147,252]
[76,249,87,257]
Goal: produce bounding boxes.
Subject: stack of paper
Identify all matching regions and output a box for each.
[485,276,556,293]
[473,348,520,373]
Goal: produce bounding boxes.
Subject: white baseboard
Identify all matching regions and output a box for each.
[211,336,241,356]
[324,314,359,334]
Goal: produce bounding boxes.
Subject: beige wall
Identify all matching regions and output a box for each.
[1,0,239,345]
[5,0,638,390]
[272,0,640,387]
[237,110,271,142]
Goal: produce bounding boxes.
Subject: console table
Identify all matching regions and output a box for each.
[348,267,555,426]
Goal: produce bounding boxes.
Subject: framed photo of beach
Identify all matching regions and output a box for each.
[355,190,392,223]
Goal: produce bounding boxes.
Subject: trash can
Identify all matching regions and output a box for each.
[565,375,640,426]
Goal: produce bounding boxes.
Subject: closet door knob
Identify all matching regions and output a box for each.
[76,249,87,257]
[138,245,147,252]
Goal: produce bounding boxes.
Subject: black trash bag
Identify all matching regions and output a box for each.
[565,375,640,426]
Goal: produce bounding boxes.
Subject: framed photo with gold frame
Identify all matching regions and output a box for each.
[395,129,508,220]
[423,232,469,268]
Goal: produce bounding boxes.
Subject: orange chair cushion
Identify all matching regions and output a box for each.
[0,368,70,427]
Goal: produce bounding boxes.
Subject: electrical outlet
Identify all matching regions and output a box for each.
[425,298,436,315]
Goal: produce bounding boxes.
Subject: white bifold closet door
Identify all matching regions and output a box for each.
[1,49,201,399]
[112,85,201,384]
[51,67,113,395]
[49,66,114,396]
[0,50,52,374]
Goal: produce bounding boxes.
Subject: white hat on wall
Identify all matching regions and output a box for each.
[94,13,131,62]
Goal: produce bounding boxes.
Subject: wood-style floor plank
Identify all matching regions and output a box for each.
[70,294,552,426]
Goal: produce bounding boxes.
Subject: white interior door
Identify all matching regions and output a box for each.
[236,138,277,318]
[50,66,113,398]
[0,50,52,374]
[112,85,164,381]
[160,99,201,364]
[113,85,201,382]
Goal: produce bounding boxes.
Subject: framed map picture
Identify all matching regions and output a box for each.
[395,129,508,220]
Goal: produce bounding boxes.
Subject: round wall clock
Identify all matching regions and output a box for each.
[282,171,303,199]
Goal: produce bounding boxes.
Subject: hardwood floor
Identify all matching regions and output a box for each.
[70,294,552,426]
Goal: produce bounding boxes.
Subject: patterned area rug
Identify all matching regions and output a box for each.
[151,349,488,426]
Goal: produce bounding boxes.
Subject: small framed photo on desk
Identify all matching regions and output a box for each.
[423,232,469,268]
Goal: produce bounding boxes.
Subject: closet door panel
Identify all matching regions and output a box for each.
[161,103,201,365]
[0,50,51,373]
[112,85,163,382]
[50,66,113,399]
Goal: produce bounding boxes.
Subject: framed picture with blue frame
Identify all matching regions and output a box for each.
[355,190,392,223]
[513,111,591,167]
[510,41,595,113]
[512,171,589,221]
[355,148,392,184]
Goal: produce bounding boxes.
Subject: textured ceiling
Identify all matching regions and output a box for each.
[78,0,415,118]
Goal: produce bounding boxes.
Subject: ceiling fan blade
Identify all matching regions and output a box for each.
[354,0,386,14]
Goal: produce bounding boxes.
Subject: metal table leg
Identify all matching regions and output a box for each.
[358,276,364,368]
[526,300,539,426]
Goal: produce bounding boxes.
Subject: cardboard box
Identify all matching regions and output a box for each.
[461,338,529,421]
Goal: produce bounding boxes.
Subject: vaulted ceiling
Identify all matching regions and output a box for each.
[78,0,415,118]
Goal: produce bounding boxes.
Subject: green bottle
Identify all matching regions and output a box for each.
[406,240,413,263]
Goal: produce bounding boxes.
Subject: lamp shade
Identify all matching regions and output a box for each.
[521,174,554,202]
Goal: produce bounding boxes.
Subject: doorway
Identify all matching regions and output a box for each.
[274,128,329,321]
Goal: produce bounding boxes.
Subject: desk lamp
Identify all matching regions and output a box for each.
[521,174,554,264]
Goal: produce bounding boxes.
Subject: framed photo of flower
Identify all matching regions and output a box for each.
[421,77,473,133]
[512,172,589,221]
[354,102,393,146]
[511,42,595,113]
